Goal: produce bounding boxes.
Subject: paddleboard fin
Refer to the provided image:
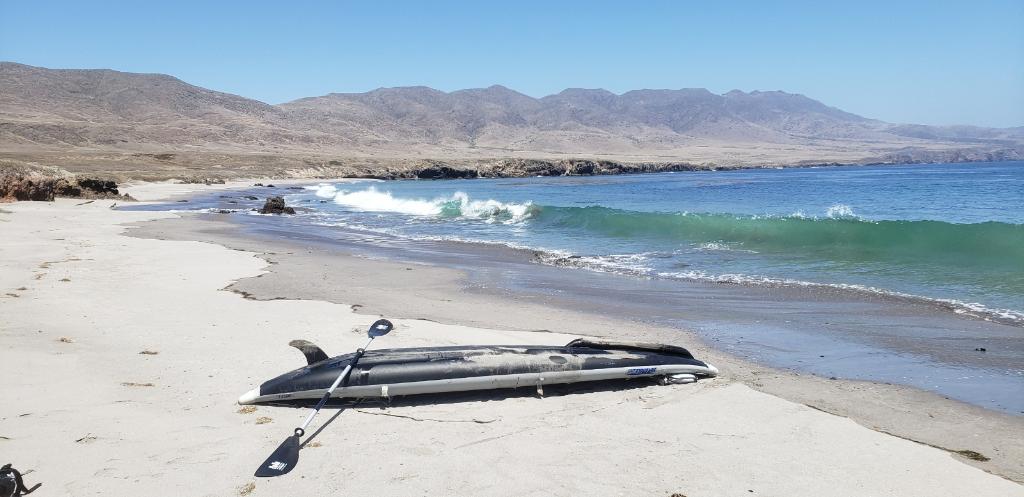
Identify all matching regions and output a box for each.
[288,340,329,365]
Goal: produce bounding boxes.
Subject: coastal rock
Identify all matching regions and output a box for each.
[389,158,710,180]
[258,196,295,215]
[178,177,225,185]
[76,178,121,196]
[0,173,132,202]
[0,174,55,201]
[486,159,568,177]
[416,165,479,179]
[358,158,714,180]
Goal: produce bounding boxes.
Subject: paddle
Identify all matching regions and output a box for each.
[254,318,394,477]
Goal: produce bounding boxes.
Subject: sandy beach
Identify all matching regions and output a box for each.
[1,182,1022,496]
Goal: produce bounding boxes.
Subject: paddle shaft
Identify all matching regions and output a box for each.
[297,335,374,434]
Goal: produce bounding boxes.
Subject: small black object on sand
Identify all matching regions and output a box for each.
[0,463,41,496]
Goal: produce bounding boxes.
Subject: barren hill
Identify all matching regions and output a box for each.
[1,62,1021,180]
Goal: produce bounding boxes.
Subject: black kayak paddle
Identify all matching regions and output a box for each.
[254,318,394,477]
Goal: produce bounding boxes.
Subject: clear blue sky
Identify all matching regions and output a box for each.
[2,0,1022,127]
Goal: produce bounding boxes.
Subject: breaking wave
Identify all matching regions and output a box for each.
[527,205,1024,274]
[316,186,534,223]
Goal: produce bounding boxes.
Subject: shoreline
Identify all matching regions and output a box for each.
[0,181,1021,495]
[127,200,1024,481]
[133,177,1024,413]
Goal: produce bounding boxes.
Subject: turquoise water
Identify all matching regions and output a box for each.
[289,162,1024,323]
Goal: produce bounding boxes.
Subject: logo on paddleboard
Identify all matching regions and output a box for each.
[627,367,657,376]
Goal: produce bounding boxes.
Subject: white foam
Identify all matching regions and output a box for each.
[327,187,533,223]
[533,252,656,277]
[164,207,243,215]
[332,187,442,216]
[309,183,339,198]
[654,270,1024,325]
[695,241,758,253]
[826,203,858,219]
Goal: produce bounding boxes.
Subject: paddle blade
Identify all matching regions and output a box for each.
[254,435,300,477]
[368,319,393,338]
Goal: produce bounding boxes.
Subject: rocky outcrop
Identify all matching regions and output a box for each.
[74,178,122,197]
[365,158,711,180]
[0,174,57,201]
[508,159,708,177]
[258,196,295,214]
[415,165,480,179]
[878,147,1024,165]
[359,149,1024,181]
[0,173,133,202]
[177,176,225,185]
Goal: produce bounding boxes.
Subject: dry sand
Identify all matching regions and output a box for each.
[1,183,1022,496]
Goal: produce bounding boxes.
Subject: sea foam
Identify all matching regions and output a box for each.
[324,186,534,223]
[826,203,858,219]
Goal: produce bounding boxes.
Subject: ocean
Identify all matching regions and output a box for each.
[132,161,1024,413]
[297,161,1024,323]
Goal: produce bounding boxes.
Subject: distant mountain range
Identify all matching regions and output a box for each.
[1,62,1021,178]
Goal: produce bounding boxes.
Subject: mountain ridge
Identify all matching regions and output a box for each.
[1,62,1021,180]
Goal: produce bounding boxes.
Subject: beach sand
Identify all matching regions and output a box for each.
[1,183,1022,496]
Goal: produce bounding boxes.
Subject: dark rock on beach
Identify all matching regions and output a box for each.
[75,178,122,196]
[0,174,55,201]
[0,173,133,202]
[258,196,295,215]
